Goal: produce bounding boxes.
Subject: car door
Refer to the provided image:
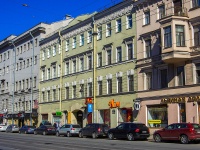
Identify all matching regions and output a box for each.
[88,124,95,136]
[162,124,176,140]
[59,125,66,135]
[114,124,125,138]
[21,126,26,133]
[82,124,90,136]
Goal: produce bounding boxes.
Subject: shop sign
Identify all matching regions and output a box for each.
[188,96,200,102]
[148,120,161,124]
[87,103,93,113]
[85,97,93,105]
[108,99,120,108]
[161,97,185,104]
[56,111,62,116]
[134,102,140,110]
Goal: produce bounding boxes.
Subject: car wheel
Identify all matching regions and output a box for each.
[43,131,46,136]
[25,131,27,134]
[34,131,37,135]
[67,132,71,137]
[92,132,97,139]
[127,133,134,141]
[108,132,114,140]
[79,132,83,138]
[56,132,60,137]
[154,134,162,142]
[180,135,189,144]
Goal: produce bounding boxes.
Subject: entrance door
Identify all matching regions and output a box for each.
[77,110,83,128]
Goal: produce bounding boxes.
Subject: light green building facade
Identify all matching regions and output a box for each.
[39,0,139,128]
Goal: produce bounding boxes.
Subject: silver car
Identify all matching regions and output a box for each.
[6,124,19,133]
[56,124,81,137]
[0,124,8,132]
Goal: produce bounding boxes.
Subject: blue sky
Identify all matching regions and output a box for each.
[0,0,122,41]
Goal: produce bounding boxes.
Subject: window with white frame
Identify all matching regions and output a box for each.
[158,5,165,19]
[7,51,9,59]
[128,75,134,91]
[34,56,37,65]
[160,69,168,88]
[88,55,92,70]
[126,14,132,29]
[176,25,185,47]
[88,82,92,97]
[107,79,112,94]
[42,92,45,102]
[65,62,69,75]
[146,72,152,90]
[6,66,9,73]
[195,63,200,84]
[177,66,185,86]
[79,57,84,71]
[192,0,200,8]
[98,81,102,95]
[34,77,36,87]
[53,45,56,56]
[87,30,92,43]
[144,11,150,25]
[58,88,60,100]
[66,40,69,51]
[30,58,32,66]
[117,77,123,93]
[97,26,102,40]
[80,34,84,46]
[65,87,69,99]
[116,18,122,33]
[194,25,200,46]
[107,49,112,65]
[58,65,61,77]
[80,84,84,97]
[0,54,2,62]
[164,26,172,48]
[47,48,50,58]
[72,85,76,98]
[72,60,76,73]
[127,43,133,60]
[47,68,50,80]
[97,52,102,67]
[53,89,56,101]
[47,90,50,102]
[26,79,29,89]
[22,80,25,90]
[52,66,56,78]
[145,39,151,58]
[16,64,18,71]
[42,69,45,81]
[72,37,76,49]
[116,46,122,62]
[106,22,111,37]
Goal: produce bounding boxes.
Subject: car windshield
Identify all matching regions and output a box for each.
[135,124,146,128]
[72,125,80,128]
[192,124,200,129]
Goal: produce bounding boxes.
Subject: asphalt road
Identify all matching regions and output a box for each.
[0,132,200,150]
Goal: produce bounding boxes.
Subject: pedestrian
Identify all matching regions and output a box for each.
[53,122,57,129]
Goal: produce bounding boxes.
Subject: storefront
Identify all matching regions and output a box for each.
[99,109,110,127]
[118,108,132,123]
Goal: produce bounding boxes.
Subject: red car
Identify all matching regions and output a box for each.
[153,123,200,144]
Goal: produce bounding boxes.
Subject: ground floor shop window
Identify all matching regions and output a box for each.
[118,108,132,123]
[147,105,168,128]
[179,103,186,123]
[42,114,48,122]
[99,109,110,127]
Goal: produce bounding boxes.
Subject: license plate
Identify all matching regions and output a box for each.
[142,131,147,133]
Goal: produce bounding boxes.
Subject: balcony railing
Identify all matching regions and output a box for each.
[164,6,188,18]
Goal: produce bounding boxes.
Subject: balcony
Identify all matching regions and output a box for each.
[161,51,190,63]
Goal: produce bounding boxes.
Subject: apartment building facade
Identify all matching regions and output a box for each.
[39,0,140,128]
[136,0,200,130]
[0,19,72,127]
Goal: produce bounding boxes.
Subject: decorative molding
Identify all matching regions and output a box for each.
[116,71,123,77]
[106,74,112,80]
[87,78,92,83]
[65,82,69,87]
[127,69,134,75]
[79,79,84,84]
[97,76,103,81]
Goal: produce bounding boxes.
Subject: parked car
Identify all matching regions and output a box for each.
[79,123,109,139]
[34,125,56,135]
[107,122,150,141]
[39,121,52,126]
[6,124,19,133]
[56,124,81,137]
[19,125,36,134]
[0,124,8,132]
[153,123,200,144]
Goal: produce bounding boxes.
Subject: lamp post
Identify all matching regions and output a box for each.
[29,31,34,126]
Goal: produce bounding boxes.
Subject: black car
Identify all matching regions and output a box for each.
[19,125,36,134]
[79,123,109,139]
[107,122,150,141]
[34,125,56,135]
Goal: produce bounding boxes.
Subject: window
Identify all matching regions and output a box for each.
[80,34,84,46]
[65,87,69,99]
[58,65,61,77]
[160,69,168,88]
[194,25,200,46]
[80,58,84,71]
[24,44,26,52]
[117,77,123,93]
[19,81,21,90]
[106,23,111,37]
[98,81,102,95]
[72,37,76,49]
[145,40,151,58]
[116,19,122,32]
[196,63,200,84]
[53,89,56,101]
[87,30,92,43]
[72,60,76,73]
[52,66,56,78]
[65,62,69,75]
[164,26,172,48]
[26,79,29,89]
[127,43,133,60]
[42,50,46,60]
[126,15,132,29]
[179,103,186,123]
[158,5,165,19]
[192,0,200,8]
[42,70,45,81]
[97,53,102,67]
[66,40,69,51]
[58,44,61,54]
[88,55,92,70]
[7,51,10,59]
[146,72,152,90]
[47,68,50,80]
[97,26,102,40]
[30,58,32,66]
[80,84,84,97]
[128,75,134,91]
[177,66,185,86]
[35,38,38,47]
[176,25,185,47]
[107,50,112,65]
[107,79,112,94]
[47,91,50,102]
[4,53,6,61]
[117,47,122,62]
[73,86,76,98]
[47,48,50,58]
[53,45,56,56]
[0,55,2,62]
[34,56,37,65]
[144,11,150,25]
[42,92,45,102]
[22,80,25,90]
[88,83,92,97]
[6,66,9,73]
